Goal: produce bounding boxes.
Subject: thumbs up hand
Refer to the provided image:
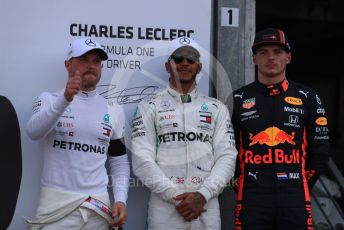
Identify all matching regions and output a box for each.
[64,70,82,102]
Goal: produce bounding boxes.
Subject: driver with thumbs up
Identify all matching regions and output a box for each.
[25,37,129,229]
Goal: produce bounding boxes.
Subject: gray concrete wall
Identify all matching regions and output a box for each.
[213,1,255,229]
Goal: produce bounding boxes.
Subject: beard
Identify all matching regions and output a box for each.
[179,77,196,84]
[81,71,100,90]
[174,73,197,84]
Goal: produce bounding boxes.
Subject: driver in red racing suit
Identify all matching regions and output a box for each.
[231,28,330,230]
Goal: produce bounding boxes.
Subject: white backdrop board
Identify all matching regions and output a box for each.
[0,1,213,229]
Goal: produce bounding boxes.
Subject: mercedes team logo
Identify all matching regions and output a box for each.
[179,37,191,45]
[160,100,171,110]
[85,39,96,47]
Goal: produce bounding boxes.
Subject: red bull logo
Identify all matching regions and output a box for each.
[245,149,300,164]
[249,126,295,146]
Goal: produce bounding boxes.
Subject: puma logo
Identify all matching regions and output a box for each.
[234,92,244,99]
[299,90,309,98]
[248,171,258,180]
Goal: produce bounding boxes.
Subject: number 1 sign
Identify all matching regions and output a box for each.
[221,7,239,27]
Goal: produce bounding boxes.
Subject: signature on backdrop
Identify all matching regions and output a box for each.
[97,84,159,105]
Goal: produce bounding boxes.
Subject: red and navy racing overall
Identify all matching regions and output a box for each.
[232,79,330,230]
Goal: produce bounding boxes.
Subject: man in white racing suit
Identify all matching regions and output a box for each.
[25,37,129,229]
[131,37,237,229]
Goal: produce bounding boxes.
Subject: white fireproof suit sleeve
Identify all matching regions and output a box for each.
[131,102,181,204]
[197,103,237,202]
[109,154,130,204]
[26,91,69,140]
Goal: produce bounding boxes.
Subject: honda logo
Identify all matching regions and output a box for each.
[289,115,299,124]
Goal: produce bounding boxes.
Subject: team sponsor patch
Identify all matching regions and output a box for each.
[170,176,204,184]
[103,114,110,124]
[212,103,218,108]
[284,97,303,105]
[317,107,325,115]
[55,131,69,136]
[180,94,191,103]
[248,127,296,147]
[159,123,177,129]
[158,132,212,144]
[131,116,145,139]
[102,127,111,137]
[234,92,244,98]
[315,126,328,134]
[62,107,72,116]
[284,106,304,114]
[132,132,145,138]
[53,140,106,154]
[191,176,204,184]
[198,124,213,131]
[241,110,257,116]
[284,115,300,128]
[242,98,255,109]
[133,107,140,118]
[160,100,171,110]
[277,172,288,180]
[248,171,258,180]
[241,114,259,122]
[175,177,185,183]
[298,90,309,98]
[32,99,45,114]
[201,103,209,111]
[159,114,176,121]
[200,115,212,124]
[314,135,329,140]
[316,117,327,126]
[57,121,74,128]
